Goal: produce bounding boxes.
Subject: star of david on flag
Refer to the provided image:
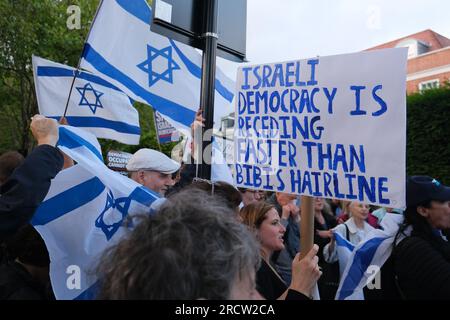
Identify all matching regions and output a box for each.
[80,0,235,135]
[95,190,132,240]
[76,82,104,114]
[33,56,141,145]
[79,0,236,181]
[137,45,180,87]
[32,125,162,300]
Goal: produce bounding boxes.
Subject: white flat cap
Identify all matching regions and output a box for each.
[126,148,180,174]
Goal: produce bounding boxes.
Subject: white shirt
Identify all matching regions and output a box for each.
[323,217,375,263]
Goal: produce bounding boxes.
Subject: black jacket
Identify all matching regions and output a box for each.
[314,213,338,264]
[256,259,309,300]
[314,213,339,300]
[0,145,63,241]
[0,261,52,300]
[393,230,450,299]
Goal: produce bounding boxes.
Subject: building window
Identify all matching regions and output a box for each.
[419,79,439,92]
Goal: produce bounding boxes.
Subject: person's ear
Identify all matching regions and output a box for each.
[417,206,429,218]
[137,170,146,183]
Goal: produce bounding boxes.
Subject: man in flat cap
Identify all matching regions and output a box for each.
[126,148,180,197]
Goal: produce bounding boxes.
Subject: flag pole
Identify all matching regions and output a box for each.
[62,70,79,118]
[198,0,218,180]
[62,0,104,118]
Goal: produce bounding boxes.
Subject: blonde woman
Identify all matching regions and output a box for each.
[323,201,375,265]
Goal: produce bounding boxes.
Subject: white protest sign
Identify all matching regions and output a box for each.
[234,48,407,207]
[106,150,132,176]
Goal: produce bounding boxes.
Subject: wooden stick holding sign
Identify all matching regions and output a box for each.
[299,195,314,260]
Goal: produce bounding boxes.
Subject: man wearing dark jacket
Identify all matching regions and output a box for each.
[0,115,63,241]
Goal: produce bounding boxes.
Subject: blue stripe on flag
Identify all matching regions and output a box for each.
[37,66,123,93]
[115,0,234,103]
[82,44,195,127]
[32,177,105,226]
[129,186,160,206]
[169,39,234,103]
[74,281,100,300]
[48,116,140,135]
[115,0,151,25]
[334,232,355,251]
[58,127,104,161]
[337,236,386,300]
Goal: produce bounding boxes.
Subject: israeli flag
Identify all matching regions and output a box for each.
[336,213,406,300]
[32,126,162,299]
[33,55,140,145]
[80,0,235,134]
[334,231,356,281]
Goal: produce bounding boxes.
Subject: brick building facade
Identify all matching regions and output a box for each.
[366,29,450,94]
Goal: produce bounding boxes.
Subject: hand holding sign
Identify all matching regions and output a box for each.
[289,245,322,298]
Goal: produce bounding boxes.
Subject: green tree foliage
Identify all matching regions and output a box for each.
[0,0,176,158]
[406,85,450,184]
[0,0,99,154]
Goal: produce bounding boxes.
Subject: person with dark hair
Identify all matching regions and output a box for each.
[266,192,300,284]
[0,224,53,299]
[96,189,260,299]
[313,198,339,299]
[188,179,242,214]
[0,115,63,241]
[0,151,25,185]
[0,151,25,264]
[390,176,450,299]
[240,202,321,300]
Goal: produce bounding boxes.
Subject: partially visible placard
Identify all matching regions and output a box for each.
[106,150,132,176]
[154,111,180,144]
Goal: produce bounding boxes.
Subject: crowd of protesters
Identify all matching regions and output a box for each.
[0,115,449,300]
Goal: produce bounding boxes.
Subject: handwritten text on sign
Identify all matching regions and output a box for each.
[234,48,407,207]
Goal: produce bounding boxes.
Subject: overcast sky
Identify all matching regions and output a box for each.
[218,0,450,80]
